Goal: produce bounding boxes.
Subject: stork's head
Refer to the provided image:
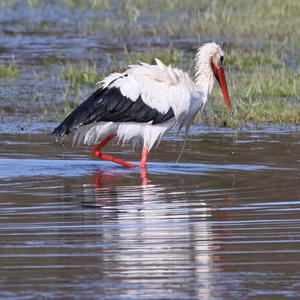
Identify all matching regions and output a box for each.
[195,42,233,112]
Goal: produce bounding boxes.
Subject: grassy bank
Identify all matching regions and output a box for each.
[0,60,20,78]
[57,44,300,126]
[0,0,299,126]
[51,0,300,126]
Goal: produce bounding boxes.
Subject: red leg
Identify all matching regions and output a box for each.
[93,134,135,168]
[140,167,149,185]
[140,145,149,168]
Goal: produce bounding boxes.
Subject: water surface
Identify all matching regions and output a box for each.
[1,2,300,298]
[1,127,300,299]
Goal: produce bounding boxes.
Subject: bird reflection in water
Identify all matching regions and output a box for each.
[80,169,231,298]
[92,167,149,189]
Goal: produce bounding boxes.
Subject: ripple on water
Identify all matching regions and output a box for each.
[0,129,300,299]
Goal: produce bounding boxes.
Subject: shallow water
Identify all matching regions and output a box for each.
[1,1,300,298]
[1,127,300,299]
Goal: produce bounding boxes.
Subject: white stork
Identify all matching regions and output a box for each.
[53,42,233,168]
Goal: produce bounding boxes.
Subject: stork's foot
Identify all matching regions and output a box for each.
[93,135,135,168]
[93,148,135,168]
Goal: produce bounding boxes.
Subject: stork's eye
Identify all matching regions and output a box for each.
[220,55,224,65]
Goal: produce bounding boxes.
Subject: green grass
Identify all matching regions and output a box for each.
[60,62,103,87]
[57,44,300,127]
[73,0,300,51]
[63,0,109,10]
[1,0,300,126]
[0,60,20,78]
[116,48,188,72]
[201,96,300,128]
[59,48,187,87]
[126,49,185,67]
[2,0,300,51]
[57,42,300,127]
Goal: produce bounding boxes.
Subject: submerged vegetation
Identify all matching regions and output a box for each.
[61,62,102,87]
[0,59,20,78]
[0,0,300,126]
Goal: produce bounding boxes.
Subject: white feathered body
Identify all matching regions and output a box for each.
[74,58,207,150]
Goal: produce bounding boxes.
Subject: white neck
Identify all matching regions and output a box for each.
[194,52,214,98]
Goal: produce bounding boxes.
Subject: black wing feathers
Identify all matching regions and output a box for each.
[52,86,175,136]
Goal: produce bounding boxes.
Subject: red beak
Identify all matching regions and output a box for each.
[212,63,233,112]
